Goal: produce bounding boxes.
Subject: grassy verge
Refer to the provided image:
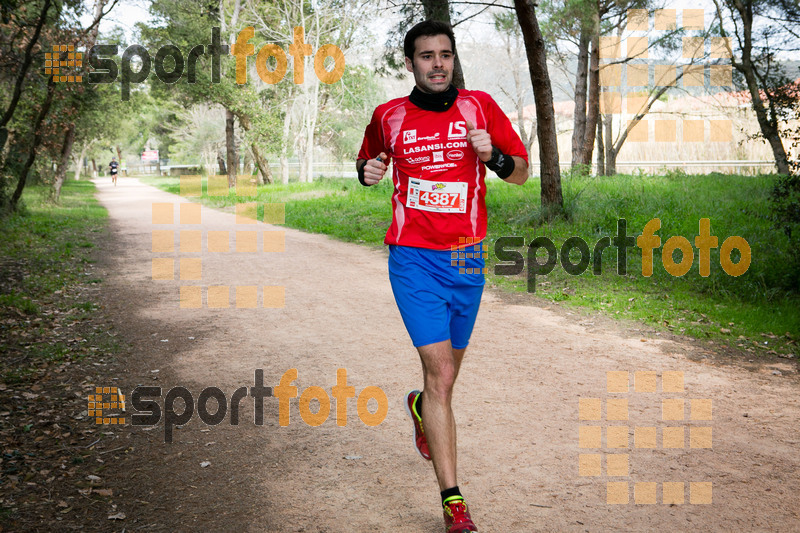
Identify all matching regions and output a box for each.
[139,173,799,358]
[0,180,117,383]
[0,180,133,530]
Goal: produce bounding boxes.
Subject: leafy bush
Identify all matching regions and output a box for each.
[769,173,800,289]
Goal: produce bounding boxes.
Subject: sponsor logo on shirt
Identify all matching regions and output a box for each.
[421,162,457,172]
[448,121,467,139]
[447,150,464,161]
[417,132,440,141]
[403,141,468,155]
[407,155,431,164]
[404,130,439,145]
[433,151,444,162]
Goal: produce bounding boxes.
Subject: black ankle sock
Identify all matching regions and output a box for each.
[441,486,463,506]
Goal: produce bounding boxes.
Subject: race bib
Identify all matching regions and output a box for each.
[406,178,467,213]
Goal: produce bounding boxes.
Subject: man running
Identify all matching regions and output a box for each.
[109,157,119,186]
[356,20,529,533]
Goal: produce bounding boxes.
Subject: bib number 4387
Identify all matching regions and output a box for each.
[407,178,467,213]
[419,191,460,208]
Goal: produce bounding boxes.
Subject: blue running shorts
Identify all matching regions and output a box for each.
[388,245,485,349]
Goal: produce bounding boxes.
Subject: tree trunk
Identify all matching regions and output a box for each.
[0,0,53,160]
[74,152,82,181]
[604,115,616,175]
[571,26,590,167]
[236,113,272,185]
[251,143,272,184]
[515,97,532,157]
[298,130,308,183]
[514,0,563,215]
[242,144,252,173]
[305,78,320,182]
[48,0,106,193]
[225,108,237,187]
[580,24,600,167]
[421,0,465,89]
[53,123,76,202]
[217,153,226,175]
[731,2,790,175]
[91,158,97,178]
[10,78,56,211]
[305,8,321,182]
[609,84,671,173]
[595,114,605,176]
[280,100,293,184]
[74,140,92,181]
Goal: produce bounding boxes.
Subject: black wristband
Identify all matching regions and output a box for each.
[484,146,515,180]
[357,160,369,186]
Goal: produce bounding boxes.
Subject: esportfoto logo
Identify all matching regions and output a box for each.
[452,219,751,291]
[91,369,388,443]
[60,26,345,100]
[45,45,83,83]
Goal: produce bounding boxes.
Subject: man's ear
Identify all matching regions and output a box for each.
[404,56,413,73]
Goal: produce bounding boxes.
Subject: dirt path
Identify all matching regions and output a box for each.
[92,176,800,532]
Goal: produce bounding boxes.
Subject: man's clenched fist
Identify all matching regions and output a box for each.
[362,152,388,185]
[465,121,492,162]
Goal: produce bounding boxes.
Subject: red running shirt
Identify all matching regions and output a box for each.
[358,89,529,250]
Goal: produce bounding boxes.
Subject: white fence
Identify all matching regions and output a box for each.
[124,160,778,179]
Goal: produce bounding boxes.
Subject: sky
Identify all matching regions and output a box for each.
[81,0,154,40]
[87,0,724,47]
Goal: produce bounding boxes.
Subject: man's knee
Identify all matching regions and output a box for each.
[425,360,457,399]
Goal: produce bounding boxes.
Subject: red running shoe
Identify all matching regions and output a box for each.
[443,497,478,532]
[404,390,431,461]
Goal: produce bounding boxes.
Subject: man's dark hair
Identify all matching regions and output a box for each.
[403,20,456,61]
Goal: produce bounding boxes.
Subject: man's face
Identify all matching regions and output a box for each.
[405,34,454,94]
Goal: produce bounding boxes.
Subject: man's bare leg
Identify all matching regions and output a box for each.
[416,339,467,490]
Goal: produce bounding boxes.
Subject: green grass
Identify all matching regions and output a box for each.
[0,293,40,315]
[0,180,111,382]
[139,172,799,357]
[0,181,107,294]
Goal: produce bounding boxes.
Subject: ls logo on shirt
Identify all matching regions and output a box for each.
[448,121,467,138]
[403,130,417,144]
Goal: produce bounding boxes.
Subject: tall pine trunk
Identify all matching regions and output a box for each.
[595,114,605,176]
[52,123,76,201]
[225,108,237,187]
[280,100,293,184]
[251,143,272,184]
[236,114,272,185]
[0,0,53,161]
[51,0,107,195]
[421,0,465,89]
[731,3,790,175]
[571,27,590,167]
[604,116,616,175]
[10,78,56,211]
[580,24,600,167]
[73,141,92,181]
[514,0,563,216]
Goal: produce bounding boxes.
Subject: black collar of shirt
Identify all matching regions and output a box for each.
[409,84,459,112]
